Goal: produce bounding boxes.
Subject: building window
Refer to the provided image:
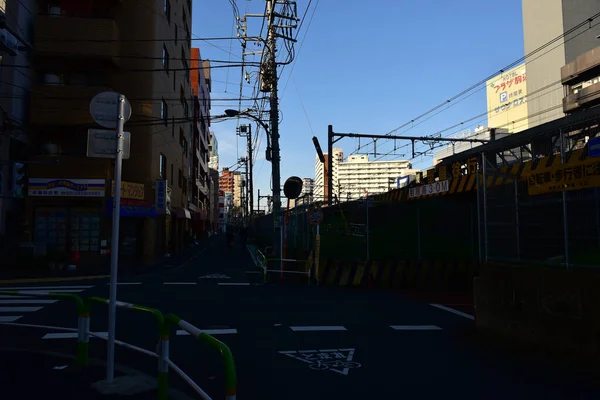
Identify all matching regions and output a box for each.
[164,0,170,23]
[178,168,183,189]
[171,117,175,138]
[162,45,169,71]
[171,164,174,183]
[174,26,178,45]
[159,153,167,178]
[161,98,168,124]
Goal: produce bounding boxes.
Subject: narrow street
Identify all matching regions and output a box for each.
[1,237,598,399]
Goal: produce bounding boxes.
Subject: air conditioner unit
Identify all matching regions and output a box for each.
[43,74,63,85]
[42,143,62,156]
[48,6,62,16]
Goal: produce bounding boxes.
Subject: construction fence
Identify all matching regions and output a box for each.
[254,146,600,270]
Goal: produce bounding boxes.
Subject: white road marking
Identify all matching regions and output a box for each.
[279,348,360,376]
[290,326,347,332]
[0,316,22,322]
[53,365,68,370]
[176,329,237,335]
[0,286,92,290]
[163,282,197,285]
[0,295,28,299]
[0,299,57,304]
[430,304,475,320]
[15,290,84,294]
[217,283,250,286]
[0,306,43,312]
[390,325,442,331]
[0,322,77,332]
[42,332,108,340]
[107,282,141,285]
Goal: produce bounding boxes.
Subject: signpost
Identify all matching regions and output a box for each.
[89,91,131,384]
[87,129,131,160]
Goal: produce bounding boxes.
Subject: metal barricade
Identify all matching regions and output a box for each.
[0,291,237,400]
[166,314,237,400]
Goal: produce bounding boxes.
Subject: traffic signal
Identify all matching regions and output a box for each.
[12,162,26,198]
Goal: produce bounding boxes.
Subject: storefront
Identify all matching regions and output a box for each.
[28,178,106,266]
[105,197,157,264]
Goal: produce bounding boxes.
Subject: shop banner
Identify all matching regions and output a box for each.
[29,178,105,197]
[111,181,145,200]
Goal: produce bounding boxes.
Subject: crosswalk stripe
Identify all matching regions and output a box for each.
[0,316,22,322]
[290,326,347,332]
[0,286,93,290]
[0,300,57,305]
[390,325,442,331]
[0,306,43,312]
[0,295,28,299]
[13,290,84,294]
[42,332,108,340]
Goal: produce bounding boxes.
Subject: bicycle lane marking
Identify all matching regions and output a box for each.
[278,348,362,376]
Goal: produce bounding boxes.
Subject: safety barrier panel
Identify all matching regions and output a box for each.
[0,291,237,400]
[317,259,478,292]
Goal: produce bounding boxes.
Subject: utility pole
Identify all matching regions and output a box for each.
[266,0,282,263]
[236,124,253,223]
[247,124,253,221]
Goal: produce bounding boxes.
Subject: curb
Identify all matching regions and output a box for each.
[0,274,111,285]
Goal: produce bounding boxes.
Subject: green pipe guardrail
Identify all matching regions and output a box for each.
[86,297,170,400]
[0,290,90,364]
[262,258,310,283]
[0,291,238,400]
[166,313,237,400]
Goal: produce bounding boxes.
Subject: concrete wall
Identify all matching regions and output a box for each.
[522,0,566,128]
[562,0,600,63]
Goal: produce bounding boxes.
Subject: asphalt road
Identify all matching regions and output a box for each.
[1,235,599,399]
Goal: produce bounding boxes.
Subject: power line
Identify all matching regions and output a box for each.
[352,14,600,156]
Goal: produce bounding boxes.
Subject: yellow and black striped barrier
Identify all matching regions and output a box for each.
[318,259,478,291]
[374,147,591,202]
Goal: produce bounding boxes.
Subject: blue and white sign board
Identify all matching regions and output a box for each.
[589,136,600,158]
[155,179,171,215]
[28,178,105,197]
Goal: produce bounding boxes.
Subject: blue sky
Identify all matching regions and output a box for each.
[192,0,525,210]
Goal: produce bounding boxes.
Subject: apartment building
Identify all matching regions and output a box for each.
[522,0,600,128]
[337,155,417,201]
[314,147,343,203]
[21,0,201,269]
[0,0,34,265]
[219,167,234,193]
[189,47,211,237]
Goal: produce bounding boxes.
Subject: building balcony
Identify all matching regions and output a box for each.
[563,82,600,114]
[34,14,120,65]
[30,84,112,126]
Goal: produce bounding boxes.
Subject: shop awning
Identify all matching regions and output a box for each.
[176,207,192,219]
[106,198,158,218]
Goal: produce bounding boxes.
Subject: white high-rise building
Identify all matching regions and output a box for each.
[337,155,419,201]
[314,148,343,202]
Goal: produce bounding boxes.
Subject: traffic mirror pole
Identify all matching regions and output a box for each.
[106,94,126,383]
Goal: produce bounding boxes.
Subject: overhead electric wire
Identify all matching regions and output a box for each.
[352,15,600,159]
[351,11,600,156]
